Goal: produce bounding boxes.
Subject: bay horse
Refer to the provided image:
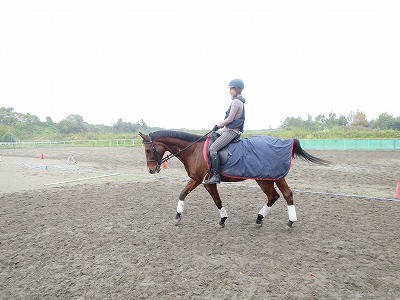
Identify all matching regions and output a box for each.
[139,130,329,228]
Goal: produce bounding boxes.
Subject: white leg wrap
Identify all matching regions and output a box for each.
[258,204,273,217]
[288,205,297,222]
[177,200,185,213]
[219,207,228,218]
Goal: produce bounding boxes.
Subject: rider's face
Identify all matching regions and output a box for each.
[229,87,237,97]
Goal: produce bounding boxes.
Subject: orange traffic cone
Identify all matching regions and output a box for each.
[396,180,400,199]
[41,153,45,159]
[161,162,167,169]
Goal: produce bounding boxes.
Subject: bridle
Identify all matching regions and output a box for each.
[143,130,213,169]
[142,134,163,168]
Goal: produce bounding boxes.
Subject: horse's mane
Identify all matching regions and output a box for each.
[150,130,206,142]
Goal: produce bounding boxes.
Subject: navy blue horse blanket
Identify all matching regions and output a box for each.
[203,136,294,180]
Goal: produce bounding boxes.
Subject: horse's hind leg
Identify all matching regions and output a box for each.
[256,180,280,226]
[203,184,228,228]
[175,179,201,224]
[275,178,297,228]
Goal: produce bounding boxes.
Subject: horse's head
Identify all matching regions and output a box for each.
[139,132,166,174]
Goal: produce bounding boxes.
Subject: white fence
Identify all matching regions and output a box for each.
[0,139,143,148]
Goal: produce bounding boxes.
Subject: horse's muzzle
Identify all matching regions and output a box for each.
[148,164,161,174]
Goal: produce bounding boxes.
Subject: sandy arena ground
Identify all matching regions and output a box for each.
[0,146,399,299]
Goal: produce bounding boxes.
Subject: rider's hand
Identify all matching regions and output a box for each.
[212,125,219,131]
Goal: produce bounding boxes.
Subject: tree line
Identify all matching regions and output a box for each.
[0,107,150,142]
[1,106,400,142]
[279,111,400,131]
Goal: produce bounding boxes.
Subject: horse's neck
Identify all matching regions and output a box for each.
[160,138,201,164]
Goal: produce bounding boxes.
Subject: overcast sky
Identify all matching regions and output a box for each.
[1,0,399,130]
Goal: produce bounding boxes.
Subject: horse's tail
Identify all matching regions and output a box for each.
[292,139,330,165]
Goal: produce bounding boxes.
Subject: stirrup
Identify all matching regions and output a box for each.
[203,174,221,185]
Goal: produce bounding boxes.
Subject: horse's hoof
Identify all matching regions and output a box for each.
[286,220,294,229]
[256,214,264,226]
[219,217,228,228]
[175,213,182,225]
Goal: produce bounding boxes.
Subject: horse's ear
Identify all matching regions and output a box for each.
[139,132,148,141]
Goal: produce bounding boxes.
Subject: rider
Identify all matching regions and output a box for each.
[204,78,246,185]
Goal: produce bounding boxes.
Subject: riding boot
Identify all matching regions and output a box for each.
[204,153,221,184]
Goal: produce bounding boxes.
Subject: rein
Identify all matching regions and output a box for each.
[144,130,213,167]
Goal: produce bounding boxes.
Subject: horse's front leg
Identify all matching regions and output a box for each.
[175,178,201,224]
[203,184,227,228]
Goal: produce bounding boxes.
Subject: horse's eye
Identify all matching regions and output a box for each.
[145,149,151,154]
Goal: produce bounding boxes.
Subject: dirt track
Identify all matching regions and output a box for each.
[0,147,399,299]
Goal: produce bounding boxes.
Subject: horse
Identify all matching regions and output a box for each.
[139,130,329,228]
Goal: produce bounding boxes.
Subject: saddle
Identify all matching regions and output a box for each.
[207,131,241,165]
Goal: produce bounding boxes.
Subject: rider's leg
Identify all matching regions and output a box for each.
[204,130,238,184]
